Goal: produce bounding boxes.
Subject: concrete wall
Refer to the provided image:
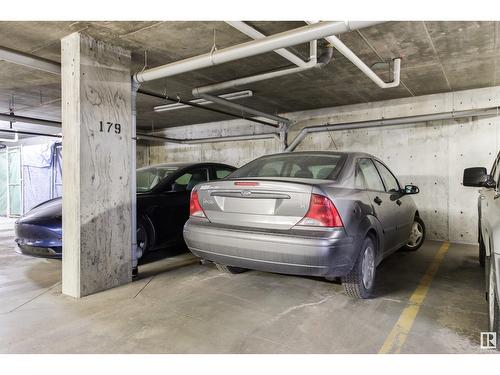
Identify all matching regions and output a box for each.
[146,121,280,168]
[145,86,500,244]
[136,143,150,168]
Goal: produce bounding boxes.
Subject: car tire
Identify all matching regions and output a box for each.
[402,216,426,252]
[215,263,247,274]
[342,236,376,299]
[479,234,486,268]
[136,220,150,260]
[488,258,500,350]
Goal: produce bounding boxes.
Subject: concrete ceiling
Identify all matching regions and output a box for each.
[0,21,499,131]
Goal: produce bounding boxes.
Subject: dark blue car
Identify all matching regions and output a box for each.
[15,162,235,259]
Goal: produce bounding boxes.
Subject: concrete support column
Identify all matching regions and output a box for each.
[61,33,132,298]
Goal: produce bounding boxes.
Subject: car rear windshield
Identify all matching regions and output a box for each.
[228,153,346,180]
[136,166,179,192]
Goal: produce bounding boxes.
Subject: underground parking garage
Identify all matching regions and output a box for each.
[1,14,500,359]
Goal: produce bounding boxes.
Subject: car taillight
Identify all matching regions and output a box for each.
[234,181,260,186]
[297,193,343,227]
[189,191,206,218]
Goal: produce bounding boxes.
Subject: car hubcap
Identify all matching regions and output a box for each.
[407,221,423,248]
[362,245,375,290]
[489,261,496,331]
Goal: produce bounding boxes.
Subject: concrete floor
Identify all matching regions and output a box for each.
[0,217,495,354]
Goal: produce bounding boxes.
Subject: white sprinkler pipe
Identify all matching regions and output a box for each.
[306,21,401,88]
[133,21,383,83]
[226,21,312,67]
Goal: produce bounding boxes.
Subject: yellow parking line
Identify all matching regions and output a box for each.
[378,241,450,354]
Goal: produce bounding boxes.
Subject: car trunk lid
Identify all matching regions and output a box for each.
[196,179,313,230]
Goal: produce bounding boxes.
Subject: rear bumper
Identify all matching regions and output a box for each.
[183,219,361,278]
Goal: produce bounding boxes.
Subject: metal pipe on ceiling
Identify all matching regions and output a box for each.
[192,24,320,126]
[192,22,323,96]
[0,128,61,138]
[0,109,278,144]
[136,132,280,144]
[0,46,61,75]
[225,21,311,67]
[193,64,315,96]
[0,113,62,127]
[285,107,500,152]
[133,21,383,83]
[193,42,335,96]
[190,22,336,126]
[0,110,278,145]
[0,47,280,127]
[305,21,401,89]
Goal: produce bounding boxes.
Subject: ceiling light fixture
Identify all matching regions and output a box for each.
[153,90,253,113]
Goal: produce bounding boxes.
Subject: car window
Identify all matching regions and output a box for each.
[136,166,179,192]
[374,160,400,193]
[256,160,285,177]
[356,158,385,191]
[215,167,234,179]
[173,168,209,191]
[229,153,346,180]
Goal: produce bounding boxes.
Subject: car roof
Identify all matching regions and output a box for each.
[137,161,233,171]
[260,150,378,159]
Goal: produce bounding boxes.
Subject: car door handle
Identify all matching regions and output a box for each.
[374,196,382,205]
[479,196,486,200]
[396,199,402,206]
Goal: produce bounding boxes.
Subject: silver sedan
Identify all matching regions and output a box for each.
[183,151,425,299]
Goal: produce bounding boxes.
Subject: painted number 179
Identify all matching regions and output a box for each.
[99,121,121,134]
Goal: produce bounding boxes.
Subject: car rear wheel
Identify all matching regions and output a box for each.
[136,222,149,260]
[488,259,500,349]
[342,236,376,299]
[402,216,425,251]
[215,263,247,274]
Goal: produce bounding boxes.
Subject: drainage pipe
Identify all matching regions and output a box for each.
[133,21,383,83]
[131,81,139,275]
[285,107,500,152]
[306,21,401,88]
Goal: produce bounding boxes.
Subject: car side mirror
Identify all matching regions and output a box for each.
[463,167,494,188]
[403,184,419,195]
